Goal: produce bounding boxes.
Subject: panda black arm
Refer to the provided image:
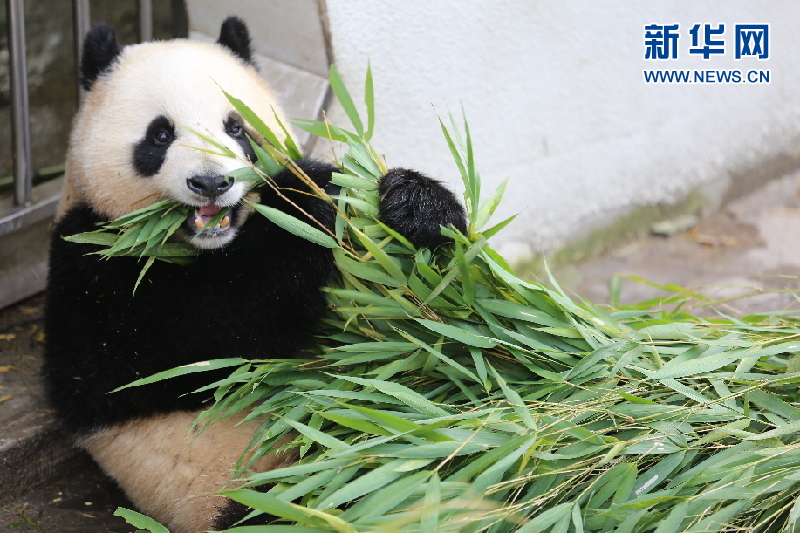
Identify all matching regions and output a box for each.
[378,168,468,249]
[260,161,468,249]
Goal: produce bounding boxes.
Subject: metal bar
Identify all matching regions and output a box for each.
[6,0,32,207]
[139,0,154,42]
[0,193,60,239]
[73,0,91,103]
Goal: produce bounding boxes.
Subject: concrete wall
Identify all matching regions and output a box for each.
[189,1,800,263]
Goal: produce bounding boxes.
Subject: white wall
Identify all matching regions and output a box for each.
[189,1,800,263]
[321,1,800,261]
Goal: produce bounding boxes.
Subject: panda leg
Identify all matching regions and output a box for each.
[82,410,294,533]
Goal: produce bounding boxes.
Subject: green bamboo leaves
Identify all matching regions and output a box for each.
[239,69,800,533]
[104,66,800,533]
[64,200,197,293]
[250,203,338,249]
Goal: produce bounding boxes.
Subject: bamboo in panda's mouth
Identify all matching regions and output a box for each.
[188,204,232,233]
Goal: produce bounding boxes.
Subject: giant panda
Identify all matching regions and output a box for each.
[43,17,467,533]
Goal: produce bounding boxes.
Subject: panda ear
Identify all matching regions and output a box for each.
[217,17,254,65]
[81,23,122,91]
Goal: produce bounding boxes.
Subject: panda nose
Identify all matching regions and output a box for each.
[186,174,233,198]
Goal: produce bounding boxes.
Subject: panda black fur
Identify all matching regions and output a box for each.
[44,18,466,533]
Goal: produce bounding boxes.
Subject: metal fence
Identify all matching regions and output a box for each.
[0,0,153,306]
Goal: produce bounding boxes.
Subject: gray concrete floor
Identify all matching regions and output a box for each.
[0,453,131,533]
[0,169,799,532]
[566,170,800,317]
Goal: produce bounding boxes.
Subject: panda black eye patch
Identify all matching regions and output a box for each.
[225,115,256,163]
[225,117,244,138]
[133,115,175,177]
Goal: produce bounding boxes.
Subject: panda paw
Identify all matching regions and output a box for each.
[378,168,468,249]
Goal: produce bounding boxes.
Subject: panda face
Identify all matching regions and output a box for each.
[62,25,288,250]
[130,107,256,249]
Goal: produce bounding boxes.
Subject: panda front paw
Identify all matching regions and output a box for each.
[378,168,468,249]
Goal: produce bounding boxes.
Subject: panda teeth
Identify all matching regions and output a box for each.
[192,212,231,233]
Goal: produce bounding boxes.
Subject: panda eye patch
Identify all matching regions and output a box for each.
[225,117,244,138]
[133,115,175,177]
[225,115,257,163]
[144,116,174,146]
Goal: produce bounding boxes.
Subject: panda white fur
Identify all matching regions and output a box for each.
[44,18,467,533]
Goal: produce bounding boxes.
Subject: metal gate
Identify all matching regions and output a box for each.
[0,0,154,309]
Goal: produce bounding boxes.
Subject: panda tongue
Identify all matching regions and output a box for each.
[197,204,221,223]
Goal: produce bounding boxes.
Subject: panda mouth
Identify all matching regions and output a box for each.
[187,204,235,235]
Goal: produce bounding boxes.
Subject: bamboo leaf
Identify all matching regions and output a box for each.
[64,231,120,246]
[283,418,351,452]
[113,508,169,533]
[111,359,246,392]
[250,137,283,174]
[453,237,474,305]
[319,413,393,436]
[421,472,441,533]
[477,298,566,328]
[437,115,467,199]
[415,318,496,349]
[398,329,481,383]
[745,419,800,441]
[517,503,572,533]
[364,62,375,141]
[275,469,339,502]
[646,349,747,379]
[488,365,537,430]
[336,375,450,418]
[132,256,156,295]
[219,86,284,149]
[330,172,378,190]
[243,458,354,486]
[473,177,509,231]
[480,213,517,240]
[251,202,338,249]
[333,248,404,287]
[272,107,303,160]
[316,459,410,510]
[347,144,382,178]
[331,194,378,218]
[183,125,235,157]
[224,489,357,532]
[346,405,427,434]
[340,470,429,522]
[293,119,354,143]
[423,236,487,303]
[329,65,364,137]
[350,224,406,284]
